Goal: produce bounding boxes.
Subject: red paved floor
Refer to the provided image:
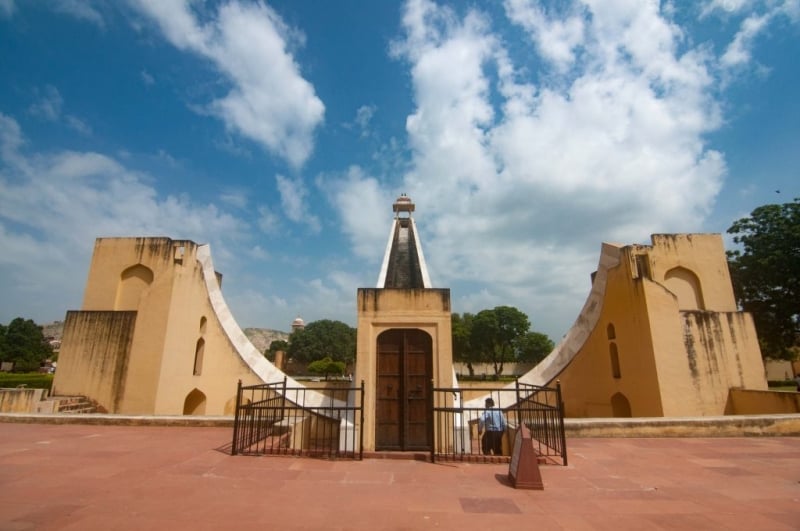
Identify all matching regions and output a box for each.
[1,423,798,530]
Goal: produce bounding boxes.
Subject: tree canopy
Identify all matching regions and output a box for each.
[307,357,346,380]
[265,339,289,362]
[452,306,554,375]
[287,319,356,364]
[0,318,54,372]
[727,198,800,359]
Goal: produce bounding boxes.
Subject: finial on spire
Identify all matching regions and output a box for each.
[393,193,415,218]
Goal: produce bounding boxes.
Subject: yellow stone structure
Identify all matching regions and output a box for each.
[53,237,301,415]
[52,198,775,434]
[516,234,768,417]
[355,195,453,451]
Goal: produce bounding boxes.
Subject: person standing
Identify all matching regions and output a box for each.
[478,397,507,455]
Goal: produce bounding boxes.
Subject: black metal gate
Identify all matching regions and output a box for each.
[431,380,567,465]
[231,378,364,459]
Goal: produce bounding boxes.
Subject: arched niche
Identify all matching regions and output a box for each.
[193,338,205,376]
[610,342,621,379]
[114,264,154,311]
[663,266,705,310]
[611,392,631,418]
[183,388,207,415]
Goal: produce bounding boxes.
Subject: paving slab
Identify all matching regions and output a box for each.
[0,423,798,530]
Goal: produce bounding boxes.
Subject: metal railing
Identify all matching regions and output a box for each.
[231,377,364,459]
[431,380,567,465]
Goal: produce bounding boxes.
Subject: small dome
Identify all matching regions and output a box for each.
[291,317,305,327]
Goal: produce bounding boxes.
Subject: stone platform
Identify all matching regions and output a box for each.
[1,422,798,530]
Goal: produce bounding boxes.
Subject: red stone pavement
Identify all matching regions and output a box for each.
[0,423,798,530]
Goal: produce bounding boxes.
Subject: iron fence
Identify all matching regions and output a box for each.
[231,377,364,459]
[431,380,567,465]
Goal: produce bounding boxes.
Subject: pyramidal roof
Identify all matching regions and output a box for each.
[376,194,432,289]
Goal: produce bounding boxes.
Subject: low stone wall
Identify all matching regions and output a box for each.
[565,414,800,437]
[726,388,800,415]
[0,388,48,413]
[2,412,800,438]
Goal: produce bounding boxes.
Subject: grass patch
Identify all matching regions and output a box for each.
[0,373,54,391]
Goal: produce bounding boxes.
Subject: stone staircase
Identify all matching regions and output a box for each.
[36,396,101,414]
[57,396,100,414]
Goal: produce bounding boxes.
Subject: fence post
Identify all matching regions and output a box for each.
[231,379,242,456]
[514,378,522,430]
[359,380,365,460]
[556,380,567,466]
[429,379,435,463]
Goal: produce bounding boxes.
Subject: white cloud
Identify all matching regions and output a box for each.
[28,85,92,135]
[54,0,105,28]
[0,0,13,18]
[28,86,63,122]
[129,0,325,168]
[276,174,321,232]
[324,166,393,262]
[721,12,771,66]
[326,0,731,338]
[504,0,585,71]
[140,69,155,86]
[0,112,247,322]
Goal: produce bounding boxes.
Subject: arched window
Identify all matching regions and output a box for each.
[199,316,207,334]
[664,266,705,310]
[193,338,205,376]
[114,264,154,310]
[183,388,207,415]
[611,392,631,417]
[610,342,621,379]
[606,323,616,340]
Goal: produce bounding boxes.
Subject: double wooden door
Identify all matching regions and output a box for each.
[375,329,432,450]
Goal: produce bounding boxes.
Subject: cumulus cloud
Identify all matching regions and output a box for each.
[129,0,324,168]
[504,0,585,71]
[0,112,246,321]
[276,174,321,233]
[324,166,394,264]
[332,0,731,337]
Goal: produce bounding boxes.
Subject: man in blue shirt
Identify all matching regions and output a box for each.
[478,397,507,455]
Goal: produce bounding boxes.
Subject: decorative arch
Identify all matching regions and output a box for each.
[611,392,631,417]
[663,266,705,310]
[183,388,207,415]
[114,264,154,310]
[193,338,205,376]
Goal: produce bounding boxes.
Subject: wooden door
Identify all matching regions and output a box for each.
[375,329,432,450]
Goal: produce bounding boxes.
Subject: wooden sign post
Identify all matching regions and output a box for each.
[508,425,544,490]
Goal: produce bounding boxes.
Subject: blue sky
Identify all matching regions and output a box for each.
[0,0,798,342]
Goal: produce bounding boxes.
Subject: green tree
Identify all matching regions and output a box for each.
[470,306,531,376]
[287,319,356,364]
[0,318,54,372]
[727,198,800,359]
[516,331,555,364]
[307,357,346,380]
[266,339,289,362]
[451,312,479,376]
